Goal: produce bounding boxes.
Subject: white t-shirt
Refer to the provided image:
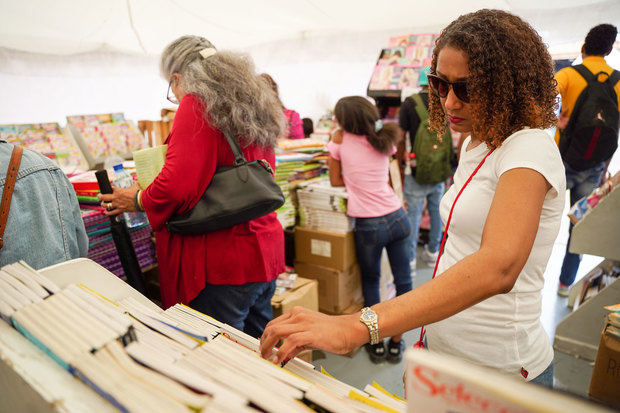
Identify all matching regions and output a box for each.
[426,128,566,381]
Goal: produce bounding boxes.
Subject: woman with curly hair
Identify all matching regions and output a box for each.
[99,35,285,337]
[260,9,564,387]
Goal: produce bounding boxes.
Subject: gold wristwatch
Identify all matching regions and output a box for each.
[360,307,379,345]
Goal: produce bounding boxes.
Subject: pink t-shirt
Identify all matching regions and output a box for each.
[326,132,402,218]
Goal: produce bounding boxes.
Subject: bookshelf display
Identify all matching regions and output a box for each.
[0,122,88,171]
[67,113,146,169]
[366,33,439,99]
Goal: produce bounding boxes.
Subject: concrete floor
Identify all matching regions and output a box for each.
[313,205,604,400]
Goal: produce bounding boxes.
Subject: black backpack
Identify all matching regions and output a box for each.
[559,65,619,171]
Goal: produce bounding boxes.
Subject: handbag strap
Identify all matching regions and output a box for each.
[0,145,23,250]
[222,132,247,166]
[413,147,494,348]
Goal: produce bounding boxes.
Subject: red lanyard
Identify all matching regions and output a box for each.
[414,148,495,348]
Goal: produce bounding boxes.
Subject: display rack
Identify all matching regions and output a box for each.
[554,261,619,361]
[554,184,620,362]
[0,122,88,171]
[67,113,146,169]
[366,33,438,100]
[570,184,620,261]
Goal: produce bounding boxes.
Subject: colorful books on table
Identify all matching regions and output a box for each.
[67,113,145,164]
[0,122,84,168]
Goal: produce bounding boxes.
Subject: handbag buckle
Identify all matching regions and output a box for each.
[257,159,273,174]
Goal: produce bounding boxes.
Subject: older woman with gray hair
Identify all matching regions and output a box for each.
[99,35,285,337]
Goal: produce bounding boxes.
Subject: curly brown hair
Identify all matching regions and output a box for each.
[428,9,558,148]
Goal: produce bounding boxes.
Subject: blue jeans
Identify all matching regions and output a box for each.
[403,174,444,260]
[530,362,554,388]
[559,162,605,286]
[354,208,412,307]
[188,280,276,338]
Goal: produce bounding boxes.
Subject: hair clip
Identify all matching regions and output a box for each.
[199,47,217,59]
[374,120,383,132]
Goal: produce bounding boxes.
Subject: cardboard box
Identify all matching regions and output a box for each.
[295,261,362,314]
[271,276,318,319]
[295,227,356,271]
[588,313,620,408]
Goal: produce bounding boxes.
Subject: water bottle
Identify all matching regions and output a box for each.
[112,164,148,228]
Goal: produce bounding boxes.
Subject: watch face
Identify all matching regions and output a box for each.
[361,311,375,322]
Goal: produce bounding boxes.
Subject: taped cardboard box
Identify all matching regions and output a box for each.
[295,227,356,271]
[271,276,318,319]
[295,261,362,314]
[588,312,620,408]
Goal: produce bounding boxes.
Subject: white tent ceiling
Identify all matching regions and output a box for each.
[1,0,618,56]
[0,0,619,130]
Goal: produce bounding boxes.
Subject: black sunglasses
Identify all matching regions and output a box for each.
[427,73,470,103]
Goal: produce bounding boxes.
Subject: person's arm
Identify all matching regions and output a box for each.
[98,96,218,231]
[141,99,218,231]
[260,167,550,363]
[327,130,344,187]
[328,157,344,187]
[65,176,89,257]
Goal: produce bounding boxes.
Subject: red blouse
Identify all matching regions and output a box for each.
[141,94,285,309]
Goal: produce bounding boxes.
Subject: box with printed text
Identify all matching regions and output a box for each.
[294,227,356,271]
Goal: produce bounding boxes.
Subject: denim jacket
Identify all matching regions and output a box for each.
[0,142,88,269]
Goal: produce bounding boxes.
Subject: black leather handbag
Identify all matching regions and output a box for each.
[166,133,284,234]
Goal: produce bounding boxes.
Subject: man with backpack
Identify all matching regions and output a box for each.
[555,24,619,296]
[398,67,453,272]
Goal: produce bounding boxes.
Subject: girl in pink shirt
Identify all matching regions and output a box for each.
[326,96,412,363]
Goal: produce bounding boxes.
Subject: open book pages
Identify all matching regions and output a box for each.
[133,145,167,189]
[2,259,405,412]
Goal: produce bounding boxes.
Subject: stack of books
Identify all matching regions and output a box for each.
[83,210,156,278]
[297,179,352,234]
[0,260,407,413]
[274,154,328,229]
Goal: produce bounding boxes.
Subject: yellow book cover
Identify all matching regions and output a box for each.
[133,145,167,189]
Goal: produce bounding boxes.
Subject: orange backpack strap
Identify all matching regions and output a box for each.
[0,145,23,250]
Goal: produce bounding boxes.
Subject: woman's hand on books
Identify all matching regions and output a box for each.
[259,306,368,365]
[98,183,140,216]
